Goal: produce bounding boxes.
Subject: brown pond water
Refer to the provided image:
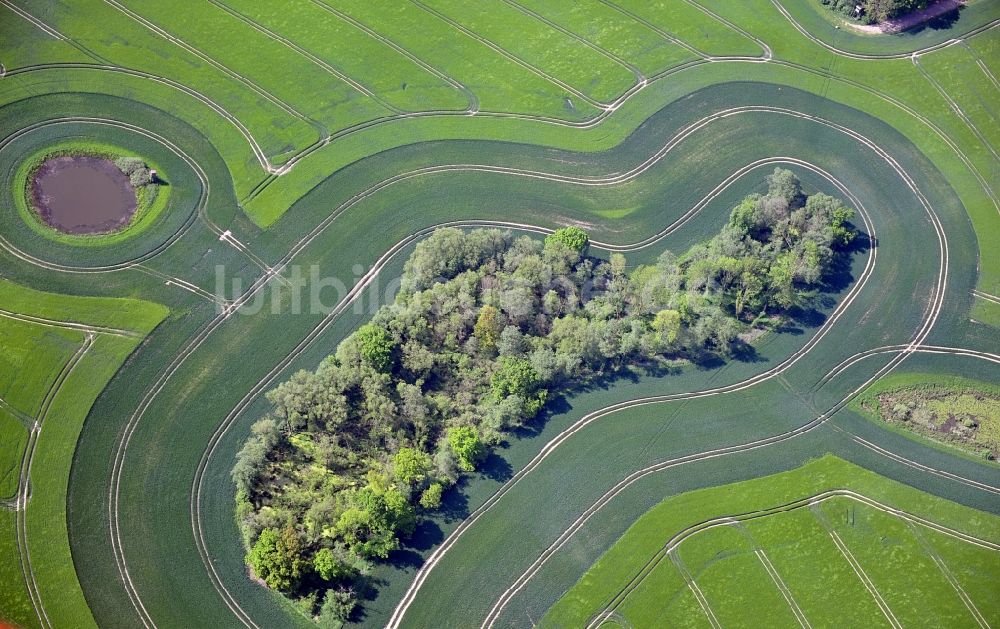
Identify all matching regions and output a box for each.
[31,156,137,234]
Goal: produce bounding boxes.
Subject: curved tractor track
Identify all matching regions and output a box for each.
[585,488,1000,629]
[1,3,997,629]
[91,97,987,629]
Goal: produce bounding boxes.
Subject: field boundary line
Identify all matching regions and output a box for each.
[810,502,902,629]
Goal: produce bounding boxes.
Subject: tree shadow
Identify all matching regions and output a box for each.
[905,6,963,34]
[402,518,444,553]
[819,229,872,295]
[478,451,514,483]
[436,481,471,523]
[729,340,765,363]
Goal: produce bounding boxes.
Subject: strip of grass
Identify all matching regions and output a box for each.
[0,408,29,500]
[0,510,37,629]
[514,0,697,77]
[0,316,81,418]
[25,335,137,629]
[12,140,170,246]
[0,3,91,68]
[817,497,980,627]
[218,0,469,113]
[419,0,636,103]
[0,281,168,629]
[0,279,169,332]
[541,455,1000,626]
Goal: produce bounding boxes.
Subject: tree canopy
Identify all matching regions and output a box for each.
[233,169,857,618]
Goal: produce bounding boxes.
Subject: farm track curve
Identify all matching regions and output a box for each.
[585,488,1000,629]
[3,2,998,628]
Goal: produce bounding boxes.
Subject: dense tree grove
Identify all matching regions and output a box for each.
[820,0,931,24]
[234,169,857,621]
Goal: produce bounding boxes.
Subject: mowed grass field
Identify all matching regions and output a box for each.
[0,0,997,628]
[543,456,1000,629]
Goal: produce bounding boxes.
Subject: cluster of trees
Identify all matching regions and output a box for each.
[114,156,156,188]
[233,169,856,624]
[820,0,931,23]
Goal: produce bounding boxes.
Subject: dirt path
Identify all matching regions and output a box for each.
[846,0,966,35]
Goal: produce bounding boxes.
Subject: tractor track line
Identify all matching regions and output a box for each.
[769,0,1000,61]
[0,115,270,281]
[472,79,957,625]
[499,0,644,83]
[394,100,953,626]
[0,306,139,338]
[196,158,874,628]
[14,333,93,629]
[589,488,999,628]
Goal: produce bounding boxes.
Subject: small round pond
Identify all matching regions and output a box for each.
[31,155,138,234]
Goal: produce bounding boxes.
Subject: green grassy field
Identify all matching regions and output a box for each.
[0,0,997,628]
[0,281,166,629]
[542,455,1000,628]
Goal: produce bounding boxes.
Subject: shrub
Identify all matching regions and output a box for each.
[545,226,589,253]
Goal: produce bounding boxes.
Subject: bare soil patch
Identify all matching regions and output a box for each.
[31,155,137,234]
[845,0,966,34]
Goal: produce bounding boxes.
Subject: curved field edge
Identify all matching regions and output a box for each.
[0,280,167,629]
[1,6,994,301]
[540,454,1000,627]
[0,6,983,629]
[54,75,983,629]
